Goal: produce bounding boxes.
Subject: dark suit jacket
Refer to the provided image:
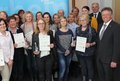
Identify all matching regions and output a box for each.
[32,30,55,58]
[97,20,120,63]
[90,12,103,25]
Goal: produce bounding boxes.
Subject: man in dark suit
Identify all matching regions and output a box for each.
[97,7,120,81]
[90,2,103,26]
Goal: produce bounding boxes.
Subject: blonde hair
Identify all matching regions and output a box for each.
[35,18,49,34]
[60,16,67,28]
[23,11,34,22]
[78,14,89,25]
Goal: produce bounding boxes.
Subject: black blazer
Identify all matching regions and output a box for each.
[90,12,103,25]
[97,20,120,63]
[76,26,97,56]
[32,30,55,57]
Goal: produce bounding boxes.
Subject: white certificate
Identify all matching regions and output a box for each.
[75,36,87,52]
[13,33,25,48]
[0,49,5,66]
[25,31,33,45]
[39,35,50,51]
[40,51,50,58]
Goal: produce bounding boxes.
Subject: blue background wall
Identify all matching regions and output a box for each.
[0,0,69,17]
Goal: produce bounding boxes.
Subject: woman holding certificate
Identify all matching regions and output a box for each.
[7,16,25,81]
[76,14,97,81]
[55,17,73,81]
[0,18,14,81]
[32,18,54,81]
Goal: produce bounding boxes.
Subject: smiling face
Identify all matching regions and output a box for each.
[36,12,42,21]
[43,14,50,24]
[0,20,6,32]
[82,8,89,14]
[79,14,89,27]
[53,14,60,24]
[60,17,67,28]
[102,10,112,23]
[8,18,17,28]
[58,10,64,17]
[0,12,7,20]
[68,14,75,23]
[72,8,79,17]
[25,13,33,22]
[37,19,45,31]
[92,3,99,13]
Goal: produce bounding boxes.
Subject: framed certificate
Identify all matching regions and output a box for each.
[75,36,87,52]
[0,49,5,66]
[13,33,25,48]
[39,35,50,51]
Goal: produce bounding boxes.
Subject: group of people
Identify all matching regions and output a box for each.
[0,2,120,81]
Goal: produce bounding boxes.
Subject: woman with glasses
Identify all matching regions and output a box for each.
[32,18,54,81]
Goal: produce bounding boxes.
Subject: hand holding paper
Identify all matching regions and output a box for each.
[13,33,25,48]
[75,36,87,52]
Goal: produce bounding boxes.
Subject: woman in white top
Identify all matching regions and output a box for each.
[0,18,14,81]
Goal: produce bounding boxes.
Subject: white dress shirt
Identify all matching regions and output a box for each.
[99,20,112,38]
[0,31,14,63]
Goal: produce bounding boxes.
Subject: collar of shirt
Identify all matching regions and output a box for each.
[99,19,112,36]
[68,22,78,28]
[103,19,112,27]
[0,31,9,36]
[93,12,99,18]
[8,27,18,34]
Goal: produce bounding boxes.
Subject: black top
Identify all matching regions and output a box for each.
[76,26,97,56]
[32,30,55,57]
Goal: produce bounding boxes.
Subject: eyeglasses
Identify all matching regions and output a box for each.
[79,19,86,21]
[37,23,45,25]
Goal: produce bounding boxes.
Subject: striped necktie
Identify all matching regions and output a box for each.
[99,24,107,40]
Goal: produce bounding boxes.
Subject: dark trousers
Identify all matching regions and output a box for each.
[97,58,113,81]
[57,53,72,81]
[10,48,25,81]
[0,75,1,81]
[25,49,34,81]
[36,54,53,81]
[77,54,94,79]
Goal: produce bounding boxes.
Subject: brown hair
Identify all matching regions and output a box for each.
[101,7,113,14]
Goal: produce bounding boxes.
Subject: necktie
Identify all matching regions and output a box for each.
[94,13,97,18]
[99,24,107,40]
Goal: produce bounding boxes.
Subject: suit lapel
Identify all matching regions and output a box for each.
[100,21,113,40]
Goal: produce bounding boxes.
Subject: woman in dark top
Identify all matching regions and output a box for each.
[7,16,25,81]
[76,14,97,81]
[55,17,73,81]
[32,18,54,81]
